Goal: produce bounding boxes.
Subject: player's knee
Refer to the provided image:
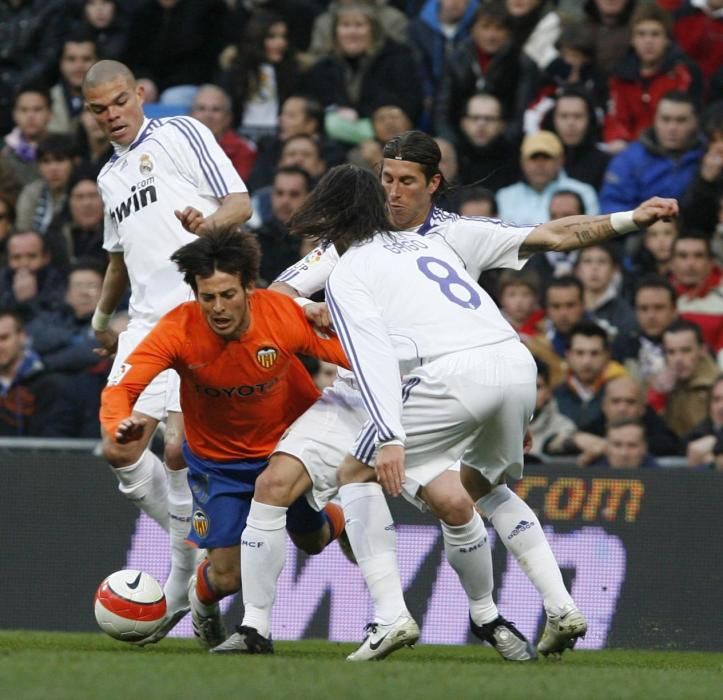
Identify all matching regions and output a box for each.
[163,440,185,470]
[102,436,143,468]
[289,530,326,555]
[337,458,373,487]
[460,468,492,501]
[209,565,240,596]
[254,469,295,506]
[432,492,475,526]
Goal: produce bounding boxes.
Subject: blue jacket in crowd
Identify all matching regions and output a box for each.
[599,129,705,213]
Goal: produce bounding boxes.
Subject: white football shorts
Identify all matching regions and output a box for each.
[352,338,537,502]
[108,326,182,420]
[273,379,367,511]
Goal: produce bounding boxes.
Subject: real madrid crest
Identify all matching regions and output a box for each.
[139,153,154,175]
[256,346,278,369]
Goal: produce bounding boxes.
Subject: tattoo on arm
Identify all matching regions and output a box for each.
[563,216,615,249]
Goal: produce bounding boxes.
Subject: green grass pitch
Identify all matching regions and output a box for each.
[1,631,721,700]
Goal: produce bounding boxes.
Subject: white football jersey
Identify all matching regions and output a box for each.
[326,230,522,441]
[98,116,247,329]
[274,206,534,297]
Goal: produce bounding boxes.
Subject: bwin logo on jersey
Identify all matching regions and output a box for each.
[507,520,534,540]
[139,153,154,174]
[110,180,158,225]
[256,346,278,369]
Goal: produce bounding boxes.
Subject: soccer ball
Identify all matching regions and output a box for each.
[94,569,167,642]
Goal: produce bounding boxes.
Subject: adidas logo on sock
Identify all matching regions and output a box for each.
[507,520,534,540]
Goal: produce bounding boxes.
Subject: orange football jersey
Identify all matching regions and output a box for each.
[100,289,349,461]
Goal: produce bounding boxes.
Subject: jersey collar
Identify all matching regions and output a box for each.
[110,117,154,159]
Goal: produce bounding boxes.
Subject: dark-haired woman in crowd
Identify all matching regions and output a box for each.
[220,11,303,143]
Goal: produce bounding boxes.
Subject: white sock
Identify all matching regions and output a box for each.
[477,485,574,617]
[164,466,196,611]
[442,512,498,626]
[114,450,169,531]
[241,500,288,639]
[340,482,407,625]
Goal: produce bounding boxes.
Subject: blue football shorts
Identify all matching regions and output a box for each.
[183,443,327,549]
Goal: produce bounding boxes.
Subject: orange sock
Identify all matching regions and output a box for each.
[323,502,345,542]
[195,559,220,604]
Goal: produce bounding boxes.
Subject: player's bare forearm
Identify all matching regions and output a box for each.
[269,281,300,297]
[97,252,129,315]
[176,193,252,235]
[520,197,679,255]
[205,192,252,230]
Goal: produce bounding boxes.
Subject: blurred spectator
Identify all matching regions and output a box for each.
[0,193,14,264]
[248,134,327,229]
[44,173,106,272]
[574,242,636,340]
[306,3,424,136]
[347,104,413,171]
[456,93,519,189]
[684,375,723,468]
[48,33,97,136]
[600,92,705,213]
[0,230,66,317]
[528,23,608,121]
[580,0,638,78]
[434,3,539,142]
[505,0,561,70]
[498,268,544,334]
[668,232,723,357]
[255,166,312,285]
[590,418,660,469]
[74,109,112,176]
[457,186,498,217]
[408,0,480,122]
[650,318,719,437]
[613,274,678,387]
[543,275,586,377]
[631,218,678,277]
[223,0,324,54]
[310,0,409,58]
[527,356,577,459]
[24,260,109,437]
[497,268,562,374]
[15,135,76,234]
[76,0,129,62]
[190,84,257,182]
[525,189,582,288]
[573,375,681,463]
[0,87,52,188]
[603,4,702,152]
[554,320,626,432]
[540,87,611,190]
[672,0,723,92]
[496,130,599,224]
[434,136,459,185]
[247,95,344,192]
[0,0,67,136]
[125,0,228,108]
[680,102,723,237]
[0,307,67,436]
[220,11,302,142]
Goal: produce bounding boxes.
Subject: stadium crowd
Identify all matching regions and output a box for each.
[0,0,721,471]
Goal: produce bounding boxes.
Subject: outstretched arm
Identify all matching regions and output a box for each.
[519,197,679,256]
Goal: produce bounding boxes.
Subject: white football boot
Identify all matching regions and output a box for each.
[346,614,420,661]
